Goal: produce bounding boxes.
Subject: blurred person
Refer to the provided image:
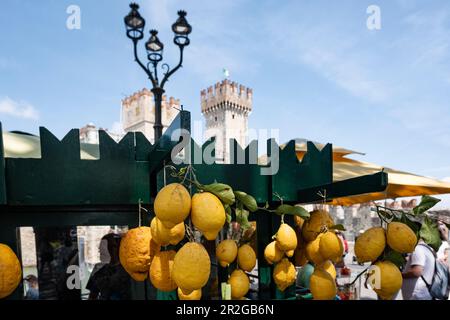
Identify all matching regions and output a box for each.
[86,233,131,300]
[24,275,39,300]
[401,238,435,300]
[401,223,449,300]
[335,231,348,269]
[437,221,449,263]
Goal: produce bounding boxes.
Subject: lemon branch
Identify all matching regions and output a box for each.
[349,266,371,286]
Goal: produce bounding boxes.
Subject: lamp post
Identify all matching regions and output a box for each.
[124,3,192,141]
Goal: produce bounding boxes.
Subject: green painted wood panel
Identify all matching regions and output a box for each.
[3,111,190,206]
[271,140,333,203]
[297,171,388,204]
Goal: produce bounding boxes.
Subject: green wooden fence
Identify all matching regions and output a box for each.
[0,110,388,300]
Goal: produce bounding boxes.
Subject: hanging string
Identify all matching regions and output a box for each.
[138,198,148,227]
[186,165,196,242]
[317,189,328,232]
[163,160,167,187]
[138,198,143,227]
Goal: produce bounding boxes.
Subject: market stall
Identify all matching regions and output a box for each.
[0,114,394,300]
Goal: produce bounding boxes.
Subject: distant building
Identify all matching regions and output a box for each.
[80,80,252,163]
[201,79,252,163]
[79,123,122,144]
[121,88,181,144]
[327,199,418,240]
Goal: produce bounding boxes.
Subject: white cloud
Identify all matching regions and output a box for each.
[443,177,450,183]
[261,6,391,105]
[0,97,39,120]
[299,46,390,103]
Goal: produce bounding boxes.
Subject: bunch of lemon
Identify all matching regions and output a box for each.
[215,240,257,299]
[263,223,298,292]
[286,210,342,300]
[119,182,230,300]
[354,221,417,300]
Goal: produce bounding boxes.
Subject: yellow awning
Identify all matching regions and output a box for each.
[2,131,99,160]
[296,149,450,206]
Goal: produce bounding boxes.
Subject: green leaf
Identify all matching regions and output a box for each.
[275,204,310,219]
[329,224,346,231]
[202,183,235,205]
[225,205,232,224]
[413,195,441,216]
[384,250,406,268]
[292,206,310,219]
[178,166,187,176]
[419,216,442,251]
[400,213,421,234]
[234,191,247,198]
[275,204,293,215]
[236,208,251,230]
[234,191,258,212]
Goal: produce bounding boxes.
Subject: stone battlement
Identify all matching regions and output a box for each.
[201,79,252,114]
[122,88,181,108]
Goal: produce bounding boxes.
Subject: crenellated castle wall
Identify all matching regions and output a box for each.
[201,79,252,115]
[121,88,181,143]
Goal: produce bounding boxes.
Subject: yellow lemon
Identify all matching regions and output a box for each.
[276,223,297,252]
[228,269,250,299]
[302,210,334,242]
[355,227,386,263]
[154,183,191,228]
[178,287,202,300]
[386,222,417,254]
[172,242,211,294]
[119,227,160,281]
[273,258,296,292]
[294,215,305,229]
[0,244,22,299]
[216,239,238,267]
[169,222,185,246]
[149,250,177,292]
[305,235,325,265]
[191,192,226,240]
[294,230,308,267]
[264,241,284,265]
[294,247,308,267]
[237,244,256,272]
[285,250,294,257]
[370,261,402,300]
[310,268,337,300]
[319,260,337,279]
[150,217,171,246]
[319,231,343,263]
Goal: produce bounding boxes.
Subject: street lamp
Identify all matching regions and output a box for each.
[124,3,192,141]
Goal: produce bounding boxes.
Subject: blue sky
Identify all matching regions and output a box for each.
[1,0,450,207]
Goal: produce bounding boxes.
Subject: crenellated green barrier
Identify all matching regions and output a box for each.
[0,110,388,300]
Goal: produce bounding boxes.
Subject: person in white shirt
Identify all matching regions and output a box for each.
[401,221,449,300]
[401,240,435,300]
[436,221,449,263]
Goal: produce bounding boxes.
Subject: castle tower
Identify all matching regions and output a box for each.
[121,88,181,144]
[201,80,253,163]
